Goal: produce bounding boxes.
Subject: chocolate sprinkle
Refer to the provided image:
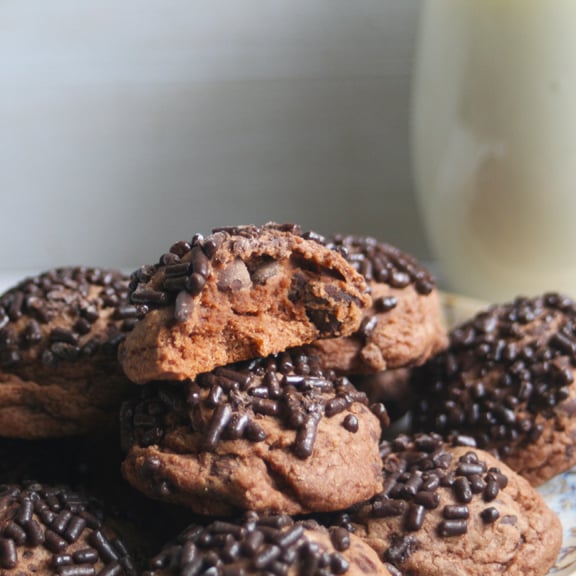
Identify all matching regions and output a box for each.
[0,483,135,575]
[123,349,375,462]
[412,293,576,459]
[0,267,137,372]
[324,235,436,297]
[340,433,509,569]
[437,519,468,537]
[145,513,355,576]
[384,533,419,566]
[480,507,500,524]
[342,414,359,433]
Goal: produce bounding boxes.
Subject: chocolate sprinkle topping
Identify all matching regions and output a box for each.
[128,224,430,327]
[0,483,135,574]
[0,267,137,372]
[123,349,378,461]
[412,293,576,458]
[339,433,509,568]
[323,235,436,297]
[128,224,320,322]
[145,513,353,576]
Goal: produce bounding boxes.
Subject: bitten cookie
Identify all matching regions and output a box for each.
[340,433,561,576]
[306,235,447,374]
[0,267,139,437]
[119,223,370,383]
[146,513,391,576]
[0,482,138,575]
[412,293,576,485]
[121,349,385,515]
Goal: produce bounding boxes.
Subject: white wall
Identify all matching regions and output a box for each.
[0,0,426,272]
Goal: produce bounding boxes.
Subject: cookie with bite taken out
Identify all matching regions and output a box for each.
[119,223,370,384]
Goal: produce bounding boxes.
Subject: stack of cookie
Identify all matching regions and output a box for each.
[117,224,446,517]
[115,223,561,576]
[0,223,565,576]
[118,224,380,515]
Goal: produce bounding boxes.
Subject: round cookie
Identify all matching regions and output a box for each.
[121,349,386,516]
[146,513,392,576]
[306,235,447,374]
[340,433,561,576]
[0,482,138,575]
[0,267,139,437]
[412,292,576,485]
[119,223,370,384]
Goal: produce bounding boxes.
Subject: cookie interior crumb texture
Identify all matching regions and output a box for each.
[120,223,370,383]
[307,235,447,374]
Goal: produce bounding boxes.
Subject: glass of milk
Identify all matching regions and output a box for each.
[412,0,576,302]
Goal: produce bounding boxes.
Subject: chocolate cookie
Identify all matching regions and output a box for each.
[340,433,561,576]
[0,482,138,575]
[0,267,139,437]
[412,293,576,485]
[146,513,391,576]
[119,223,370,383]
[121,349,385,515]
[306,235,447,374]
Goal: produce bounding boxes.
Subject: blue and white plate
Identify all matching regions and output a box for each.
[538,469,576,575]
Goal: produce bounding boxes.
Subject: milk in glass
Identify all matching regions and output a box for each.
[412,0,576,301]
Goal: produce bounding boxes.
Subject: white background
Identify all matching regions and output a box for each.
[0,0,426,275]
